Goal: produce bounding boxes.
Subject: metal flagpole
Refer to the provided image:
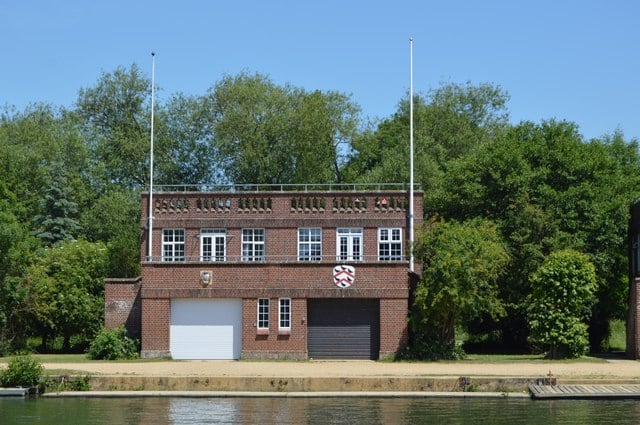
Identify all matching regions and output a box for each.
[409,37,415,273]
[147,52,156,261]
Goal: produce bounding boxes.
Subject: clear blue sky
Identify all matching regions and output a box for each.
[2,0,639,141]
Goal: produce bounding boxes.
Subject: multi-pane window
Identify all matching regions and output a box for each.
[279,298,291,330]
[298,228,322,261]
[257,298,270,330]
[378,228,403,261]
[337,228,363,261]
[201,229,226,261]
[162,229,185,261]
[242,228,265,261]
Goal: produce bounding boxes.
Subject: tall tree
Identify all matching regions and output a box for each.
[81,189,140,277]
[33,164,81,246]
[160,93,220,185]
[0,104,88,221]
[209,71,361,185]
[412,218,509,349]
[209,72,298,184]
[77,64,155,189]
[343,81,510,189]
[290,90,360,183]
[24,240,107,350]
[438,121,640,350]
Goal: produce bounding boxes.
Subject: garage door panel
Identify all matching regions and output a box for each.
[170,299,241,360]
[308,299,379,360]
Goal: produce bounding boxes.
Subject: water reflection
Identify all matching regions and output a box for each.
[3,396,640,425]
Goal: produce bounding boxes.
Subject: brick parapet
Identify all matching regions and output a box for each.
[104,277,141,338]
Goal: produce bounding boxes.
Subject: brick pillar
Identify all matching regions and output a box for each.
[379,298,409,359]
[141,298,171,358]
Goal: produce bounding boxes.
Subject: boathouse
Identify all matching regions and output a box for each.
[105,184,422,360]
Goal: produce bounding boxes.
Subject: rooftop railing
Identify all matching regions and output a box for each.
[143,253,407,264]
[148,183,422,193]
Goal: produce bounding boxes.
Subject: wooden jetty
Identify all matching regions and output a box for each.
[529,384,640,400]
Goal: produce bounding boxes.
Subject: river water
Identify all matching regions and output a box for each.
[2,396,640,424]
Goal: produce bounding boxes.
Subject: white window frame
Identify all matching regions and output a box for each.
[298,228,322,261]
[378,228,403,261]
[257,298,270,330]
[336,228,363,262]
[200,229,226,262]
[162,228,185,262]
[278,298,291,332]
[242,228,265,261]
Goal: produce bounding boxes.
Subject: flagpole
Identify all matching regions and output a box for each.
[147,52,156,261]
[409,37,415,273]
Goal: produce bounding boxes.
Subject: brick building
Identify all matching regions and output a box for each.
[105,184,422,360]
[627,200,640,359]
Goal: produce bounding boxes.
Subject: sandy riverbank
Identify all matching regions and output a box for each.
[36,358,640,380]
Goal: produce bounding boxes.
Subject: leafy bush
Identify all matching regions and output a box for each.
[527,250,597,358]
[0,355,44,387]
[87,327,139,360]
[397,334,466,361]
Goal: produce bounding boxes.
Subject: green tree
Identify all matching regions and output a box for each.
[33,164,81,246]
[527,250,597,358]
[290,90,361,183]
[77,64,155,189]
[0,184,41,354]
[344,81,509,190]
[412,218,509,349]
[0,104,89,222]
[437,121,640,350]
[25,240,108,351]
[160,93,219,185]
[81,189,140,277]
[209,72,299,184]
[209,71,361,185]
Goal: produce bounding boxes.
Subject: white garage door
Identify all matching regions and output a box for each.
[170,299,242,360]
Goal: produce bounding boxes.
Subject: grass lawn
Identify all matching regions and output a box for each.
[461,353,606,363]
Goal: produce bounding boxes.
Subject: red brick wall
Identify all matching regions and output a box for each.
[104,278,141,338]
[242,298,307,359]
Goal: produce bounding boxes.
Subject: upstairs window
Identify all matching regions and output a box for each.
[298,228,322,261]
[242,228,265,261]
[162,229,185,261]
[201,229,226,261]
[336,228,363,261]
[378,228,402,261]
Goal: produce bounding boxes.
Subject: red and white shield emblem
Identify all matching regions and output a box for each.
[333,265,355,288]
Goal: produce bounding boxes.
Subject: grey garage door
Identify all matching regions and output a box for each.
[307,299,380,360]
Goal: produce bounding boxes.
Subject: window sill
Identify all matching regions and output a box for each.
[256,328,269,336]
[278,329,291,336]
